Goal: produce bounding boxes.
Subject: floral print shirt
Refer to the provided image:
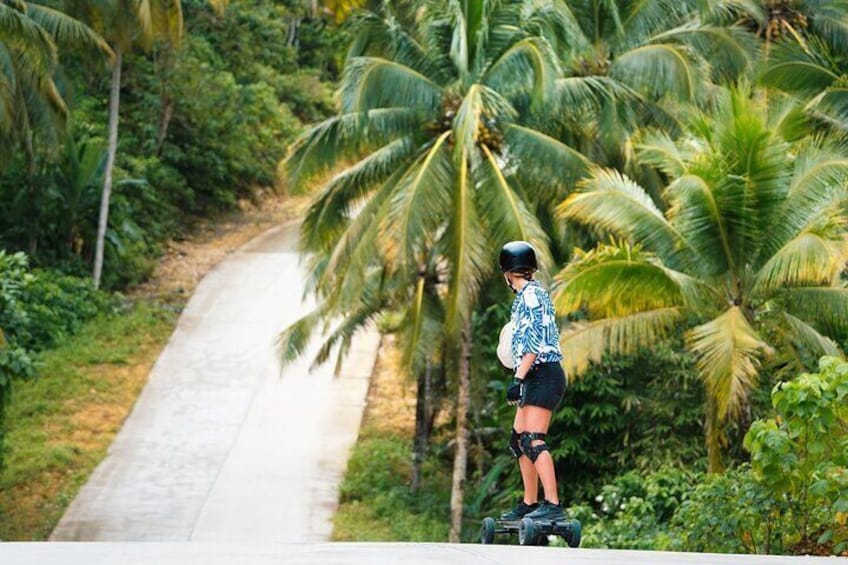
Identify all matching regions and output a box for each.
[510,280,563,369]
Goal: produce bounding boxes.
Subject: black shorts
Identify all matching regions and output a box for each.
[523,362,566,410]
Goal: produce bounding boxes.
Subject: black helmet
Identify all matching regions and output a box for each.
[499,241,537,273]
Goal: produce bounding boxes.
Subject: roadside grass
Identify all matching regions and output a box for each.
[332,337,451,542]
[0,300,178,540]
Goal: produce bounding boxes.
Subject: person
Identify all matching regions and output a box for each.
[497,240,567,522]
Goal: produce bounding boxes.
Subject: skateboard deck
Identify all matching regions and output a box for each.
[480,515,581,546]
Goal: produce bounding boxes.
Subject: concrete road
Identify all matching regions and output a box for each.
[1,543,839,564]
[50,222,379,542]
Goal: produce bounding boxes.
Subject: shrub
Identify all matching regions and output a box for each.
[0,251,113,352]
[668,357,848,555]
[568,466,696,550]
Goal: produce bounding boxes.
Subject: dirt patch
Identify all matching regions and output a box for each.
[360,335,416,436]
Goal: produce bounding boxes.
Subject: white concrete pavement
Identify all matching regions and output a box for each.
[50,222,379,542]
[1,543,840,564]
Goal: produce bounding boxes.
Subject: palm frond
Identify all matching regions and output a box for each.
[664,174,734,276]
[754,226,848,292]
[760,46,839,96]
[383,131,454,273]
[340,56,442,115]
[635,129,693,178]
[609,43,698,100]
[781,311,843,360]
[347,10,450,84]
[686,306,771,424]
[622,0,695,42]
[138,0,183,47]
[283,108,418,191]
[300,137,416,253]
[314,163,411,303]
[648,23,756,81]
[758,138,848,263]
[399,274,445,373]
[503,123,591,200]
[806,0,848,56]
[559,307,682,376]
[0,3,55,71]
[310,303,381,375]
[779,286,848,338]
[26,4,112,59]
[559,168,689,265]
[478,142,552,271]
[481,36,559,111]
[444,151,488,332]
[277,310,323,367]
[553,242,706,317]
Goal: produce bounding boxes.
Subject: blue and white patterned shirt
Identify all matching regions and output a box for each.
[510,280,563,369]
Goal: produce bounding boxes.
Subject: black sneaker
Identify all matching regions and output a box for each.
[525,500,565,522]
[499,500,538,521]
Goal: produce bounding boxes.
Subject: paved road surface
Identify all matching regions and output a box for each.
[2,543,839,564]
[50,222,379,542]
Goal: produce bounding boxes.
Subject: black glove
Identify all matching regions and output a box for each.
[506,377,525,406]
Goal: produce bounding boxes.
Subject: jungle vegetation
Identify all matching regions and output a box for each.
[1,0,847,554]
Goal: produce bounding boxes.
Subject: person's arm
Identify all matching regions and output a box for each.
[515,352,538,381]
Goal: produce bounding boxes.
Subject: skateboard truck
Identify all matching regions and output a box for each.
[480,515,581,547]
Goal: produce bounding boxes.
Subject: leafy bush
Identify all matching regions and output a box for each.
[669,357,848,555]
[335,431,450,541]
[568,466,696,549]
[0,251,113,352]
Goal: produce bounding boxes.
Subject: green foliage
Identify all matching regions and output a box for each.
[0,249,111,471]
[163,36,301,208]
[334,431,450,541]
[569,466,696,550]
[0,251,113,353]
[0,299,177,539]
[669,465,784,554]
[1,0,342,288]
[669,357,848,555]
[747,356,848,553]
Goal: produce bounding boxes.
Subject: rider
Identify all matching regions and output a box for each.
[498,240,567,523]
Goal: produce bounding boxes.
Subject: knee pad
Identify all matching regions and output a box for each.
[508,428,521,459]
[519,432,548,463]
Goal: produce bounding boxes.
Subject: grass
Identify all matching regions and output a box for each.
[0,300,178,540]
[331,337,452,542]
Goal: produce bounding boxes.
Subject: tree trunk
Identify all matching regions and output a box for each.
[24,129,38,257]
[154,44,175,156]
[410,358,434,492]
[155,95,174,156]
[93,46,122,290]
[449,319,472,543]
[705,396,725,473]
[286,17,301,47]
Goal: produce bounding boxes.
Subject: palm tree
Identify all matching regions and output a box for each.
[0,1,111,253]
[282,0,594,540]
[755,17,848,137]
[553,86,848,473]
[533,0,756,173]
[64,0,184,289]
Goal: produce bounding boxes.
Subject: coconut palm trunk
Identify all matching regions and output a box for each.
[93,45,122,289]
[410,358,433,493]
[449,319,472,543]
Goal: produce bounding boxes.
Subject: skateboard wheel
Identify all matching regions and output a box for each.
[567,519,582,548]
[519,517,536,546]
[481,517,495,544]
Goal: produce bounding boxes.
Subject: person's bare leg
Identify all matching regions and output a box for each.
[522,405,558,504]
[513,408,538,504]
